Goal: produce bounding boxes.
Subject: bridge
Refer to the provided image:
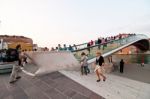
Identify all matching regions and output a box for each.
[72,34,149,62]
[1,34,149,75]
[19,34,149,76]
[0,34,150,99]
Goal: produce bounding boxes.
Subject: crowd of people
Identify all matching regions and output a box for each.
[86,33,136,52]
[49,33,136,52]
[50,44,77,52]
[78,33,136,82]
[79,50,106,82]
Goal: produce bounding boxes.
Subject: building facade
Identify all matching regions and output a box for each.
[0,35,33,51]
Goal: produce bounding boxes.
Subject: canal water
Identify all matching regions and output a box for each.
[112,54,150,64]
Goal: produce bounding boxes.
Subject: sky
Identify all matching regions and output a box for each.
[0,0,150,48]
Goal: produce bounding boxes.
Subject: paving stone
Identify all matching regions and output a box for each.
[42,78,58,88]
[24,85,49,99]
[16,77,33,90]
[55,84,68,92]
[3,95,14,99]
[8,86,22,94]
[22,73,41,84]
[0,71,104,99]
[13,90,28,99]
[0,87,10,99]
[54,76,72,85]
[34,80,53,92]
[63,89,77,98]
[47,71,65,80]
[72,93,89,99]
[89,93,105,99]
[45,88,67,99]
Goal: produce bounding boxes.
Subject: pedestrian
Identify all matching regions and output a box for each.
[94,51,106,82]
[58,44,63,51]
[120,59,124,73]
[97,38,101,49]
[63,44,67,51]
[55,47,58,51]
[80,52,90,75]
[73,44,77,50]
[51,47,55,51]
[68,45,73,51]
[87,42,91,53]
[9,45,23,83]
[141,55,144,67]
[108,56,112,63]
[21,51,27,67]
[90,40,94,46]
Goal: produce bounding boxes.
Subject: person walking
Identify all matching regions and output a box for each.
[80,52,90,75]
[94,51,106,82]
[120,59,124,73]
[108,55,113,63]
[68,45,73,51]
[63,44,67,51]
[87,42,91,53]
[97,38,101,49]
[58,44,63,51]
[141,55,144,67]
[9,45,23,83]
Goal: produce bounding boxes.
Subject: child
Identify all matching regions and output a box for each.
[80,52,90,75]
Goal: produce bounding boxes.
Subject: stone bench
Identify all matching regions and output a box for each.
[0,62,14,74]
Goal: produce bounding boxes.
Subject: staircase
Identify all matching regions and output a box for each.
[60,69,150,99]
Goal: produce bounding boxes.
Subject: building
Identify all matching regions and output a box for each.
[0,35,33,51]
[0,39,8,49]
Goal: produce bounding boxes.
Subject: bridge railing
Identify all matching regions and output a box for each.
[72,34,148,60]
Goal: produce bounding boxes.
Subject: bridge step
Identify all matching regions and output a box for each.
[60,70,150,99]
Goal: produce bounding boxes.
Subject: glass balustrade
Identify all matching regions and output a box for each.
[72,34,149,60]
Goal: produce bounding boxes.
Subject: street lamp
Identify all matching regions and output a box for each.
[0,20,3,50]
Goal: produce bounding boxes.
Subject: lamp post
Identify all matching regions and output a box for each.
[0,20,2,50]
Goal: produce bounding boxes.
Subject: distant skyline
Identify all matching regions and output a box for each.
[0,0,150,48]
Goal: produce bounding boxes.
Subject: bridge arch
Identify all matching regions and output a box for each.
[132,39,149,51]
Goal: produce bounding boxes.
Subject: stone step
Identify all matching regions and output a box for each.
[60,70,150,99]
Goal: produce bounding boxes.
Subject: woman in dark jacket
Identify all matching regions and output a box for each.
[94,51,106,82]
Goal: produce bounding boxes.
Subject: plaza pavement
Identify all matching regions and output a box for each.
[0,71,104,99]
